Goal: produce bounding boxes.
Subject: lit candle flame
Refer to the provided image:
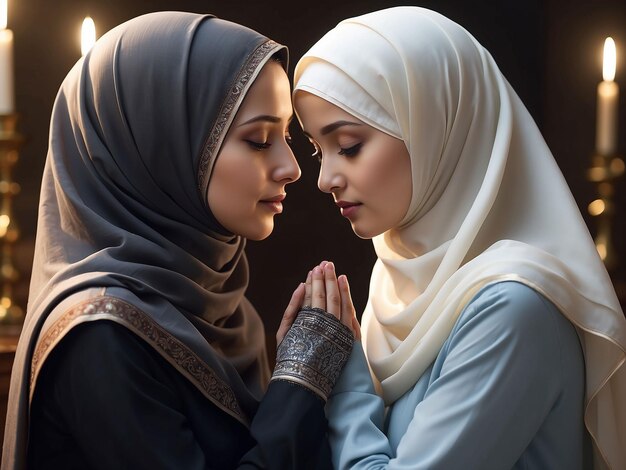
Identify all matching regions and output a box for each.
[1,0,8,30]
[81,17,96,56]
[603,37,616,82]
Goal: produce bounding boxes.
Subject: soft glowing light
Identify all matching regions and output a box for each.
[603,37,616,82]
[596,38,619,156]
[610,158,625,174]
[588,199,606,216]
[0,0,7,30]
[0,214,8,237]
[0,0,12,114]
[81,17,96,56]
[596,243,607,260]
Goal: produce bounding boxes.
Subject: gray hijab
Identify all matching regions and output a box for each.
[3,11,286,468]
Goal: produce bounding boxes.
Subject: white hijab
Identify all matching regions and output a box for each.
[294,7,626,469]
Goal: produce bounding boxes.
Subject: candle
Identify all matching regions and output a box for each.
[81,17,96,56]
[0,0,15,114]
[596,37,619,156]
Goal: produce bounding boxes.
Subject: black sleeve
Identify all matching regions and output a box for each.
[29,321,331,470]
[239,380,332,469]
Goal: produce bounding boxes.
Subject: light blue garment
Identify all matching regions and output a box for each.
[326,281,586,469]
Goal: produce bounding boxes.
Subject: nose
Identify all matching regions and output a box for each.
[317,156,344,194]
[272,142,301,184]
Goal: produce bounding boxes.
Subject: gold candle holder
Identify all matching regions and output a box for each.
[587,153,624,271]
[0,114,23,334]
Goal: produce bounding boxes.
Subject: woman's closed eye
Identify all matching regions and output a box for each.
[245,139,272,151]
[309,141,362,162]
[338,142,363,157]
[245,133,292,151]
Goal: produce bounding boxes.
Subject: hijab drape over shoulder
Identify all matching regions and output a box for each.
[3,11,286,469]
[294,7,626,469]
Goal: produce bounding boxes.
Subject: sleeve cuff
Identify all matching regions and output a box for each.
[271,307,354,400]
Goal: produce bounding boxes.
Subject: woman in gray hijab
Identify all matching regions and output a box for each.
[2,12,355,469]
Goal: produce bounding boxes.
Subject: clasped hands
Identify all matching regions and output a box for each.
[277,261,361,346]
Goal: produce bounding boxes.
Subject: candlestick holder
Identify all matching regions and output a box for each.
[0,114,23,334]
[587,153,625,271]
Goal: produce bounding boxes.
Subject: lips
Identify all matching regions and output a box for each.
[335,200,362,219]
[335,200,360,209]
[260,194,286,203]
[259,194,285,214]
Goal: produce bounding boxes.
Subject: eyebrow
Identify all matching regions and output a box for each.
[238,114,294,127]
[320,120,362,135]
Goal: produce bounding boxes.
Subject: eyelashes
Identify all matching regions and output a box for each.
[312,142,363,162]
[245,140,272,150]
[338,142,363,157]
[245,135,293,151]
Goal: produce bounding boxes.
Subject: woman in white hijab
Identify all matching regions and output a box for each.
[293,6,626,469]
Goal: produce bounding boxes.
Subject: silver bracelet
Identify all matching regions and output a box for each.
[271,307,354,401]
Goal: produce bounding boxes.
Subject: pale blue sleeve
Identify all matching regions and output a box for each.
[325,282,572,470]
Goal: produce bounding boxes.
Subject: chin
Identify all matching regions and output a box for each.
[244,220,275,241]
[350,223,378,240]
[248,232,272,241]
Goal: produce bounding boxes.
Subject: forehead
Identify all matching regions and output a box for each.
[235,61,292,121]
[294,91,361,132]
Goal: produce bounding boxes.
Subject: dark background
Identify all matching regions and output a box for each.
[6,0,626,351]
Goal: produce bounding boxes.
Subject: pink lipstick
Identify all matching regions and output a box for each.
[336,200,362,219]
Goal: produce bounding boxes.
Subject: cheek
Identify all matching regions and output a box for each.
[363,142,412,218]
[208,151,261,224]
[361,149,403,194]
[388,153,412,198]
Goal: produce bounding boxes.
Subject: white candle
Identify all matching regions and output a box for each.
[596,37,619,156]
[0,0,15,115]
[81,17,96,56]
